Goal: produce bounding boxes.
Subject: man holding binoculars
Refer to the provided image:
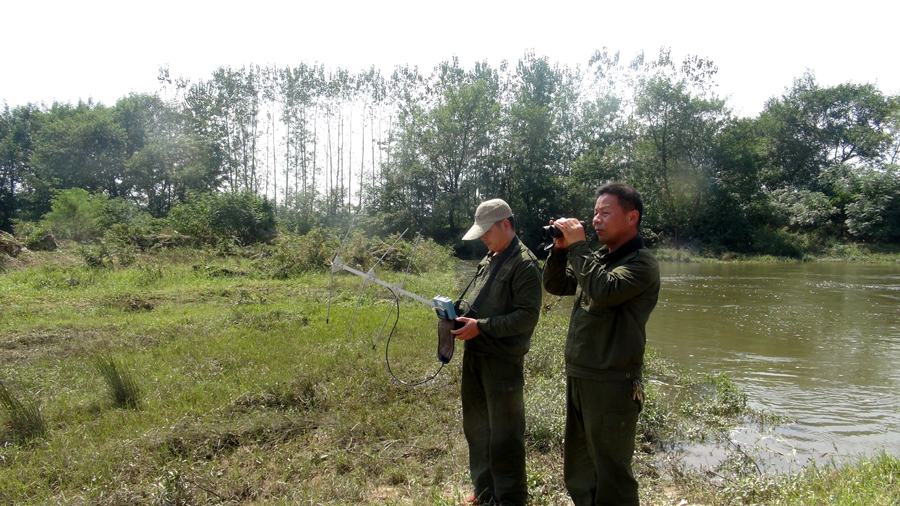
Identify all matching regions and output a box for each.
[542,182,660,506]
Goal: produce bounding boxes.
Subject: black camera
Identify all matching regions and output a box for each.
[540,220,586,240]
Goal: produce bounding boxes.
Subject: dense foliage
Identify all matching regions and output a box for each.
[2,49,898,254]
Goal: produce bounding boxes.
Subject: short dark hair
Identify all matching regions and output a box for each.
[597,183,644,227]
[497,215,516,232]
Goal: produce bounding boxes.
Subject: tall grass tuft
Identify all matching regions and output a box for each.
[0,379,46,443]
[92,352,143,409]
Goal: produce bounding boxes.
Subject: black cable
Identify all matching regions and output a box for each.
[383,296,445,387]
[382,258,482,386]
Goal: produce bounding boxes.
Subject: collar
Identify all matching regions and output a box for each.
[488,235,519,259]
[598,235,644,264]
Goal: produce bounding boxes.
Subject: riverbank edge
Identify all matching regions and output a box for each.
[653,244,900,263]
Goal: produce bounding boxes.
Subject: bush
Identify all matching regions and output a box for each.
[166,191,277,246]
[78,242,114,268]
[92,352,142,409]
[40,188,149,243]
[38,188,110,242]
[0,230,23,256]
[35,188,153,245]
[261,228,341,278]
[749,227,805,258]
[258,228,457,279]
[0,379,46,444]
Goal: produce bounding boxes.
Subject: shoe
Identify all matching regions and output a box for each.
[463,494,485,505]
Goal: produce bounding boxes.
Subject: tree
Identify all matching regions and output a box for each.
[183,66,260,193]
[423,59,502,239]
[119,93,221,217]
[759,72,899,191]
[756,74,900,243]
[503,52,566,247]
[29,101,128,218]
[702,117,770,251]
[576,47,732,246]
[371,65,434,235]
[626,75,729,245]
[278,63,320,211]
[844,165,900,242]
[0,104,41,231]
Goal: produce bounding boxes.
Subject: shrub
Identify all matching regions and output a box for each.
[92,352,142,409]
[78,242,114,268]
[749,227,805,258]
[259,228,457,279]
[0,379,46,443]
[39,188,110,243]
[166,191,277,246]
[36,188,153,245]
[261,228,341,278]
[0,230,24,256]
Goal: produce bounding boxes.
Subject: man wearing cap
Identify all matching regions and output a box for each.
[453,198,542,506]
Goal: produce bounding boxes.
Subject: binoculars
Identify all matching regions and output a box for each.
[540,220,586,240]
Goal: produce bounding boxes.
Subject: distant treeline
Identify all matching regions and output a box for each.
[2,48,899,255]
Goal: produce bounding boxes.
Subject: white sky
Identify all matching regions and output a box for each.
[4,0,898,118]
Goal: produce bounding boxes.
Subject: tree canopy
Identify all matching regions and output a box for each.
[2,50,898,255]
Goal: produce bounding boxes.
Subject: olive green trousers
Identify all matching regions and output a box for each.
[564,376,641,506]
[461,351,527,506]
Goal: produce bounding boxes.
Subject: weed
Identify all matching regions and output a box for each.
[152,468,188,506]
[524,377,566,453]
[92,352,142,409]
[707,373,749,417]
[0,379,45,444]
[79,242,113,268]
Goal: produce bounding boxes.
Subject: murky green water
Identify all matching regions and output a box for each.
[648,261,900,468]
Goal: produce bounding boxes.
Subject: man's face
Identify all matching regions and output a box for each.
[480,220,511,253]
[593,194,637,251]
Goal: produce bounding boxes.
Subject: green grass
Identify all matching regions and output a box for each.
[0,242,897,505]
[0,379,46,444]
[664,451,900,506]
[91,352,142,410]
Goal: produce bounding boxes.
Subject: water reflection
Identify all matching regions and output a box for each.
[649,261,900,468]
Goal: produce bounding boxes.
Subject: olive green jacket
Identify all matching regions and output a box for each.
[464,236,543,358]
[542,236,660,380]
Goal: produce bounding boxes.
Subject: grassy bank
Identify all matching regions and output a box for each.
[1,242,898,505]
[654,243,900,263]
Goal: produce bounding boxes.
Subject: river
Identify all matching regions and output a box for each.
[646,261,900,470]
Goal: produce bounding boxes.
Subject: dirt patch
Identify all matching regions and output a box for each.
[105,294,155,312]
[0,231,24,257]
[156,414,319,460]
[0,327,108,363]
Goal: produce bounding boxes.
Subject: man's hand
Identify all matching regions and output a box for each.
[451,316,480,341]
[551,218,586,249]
